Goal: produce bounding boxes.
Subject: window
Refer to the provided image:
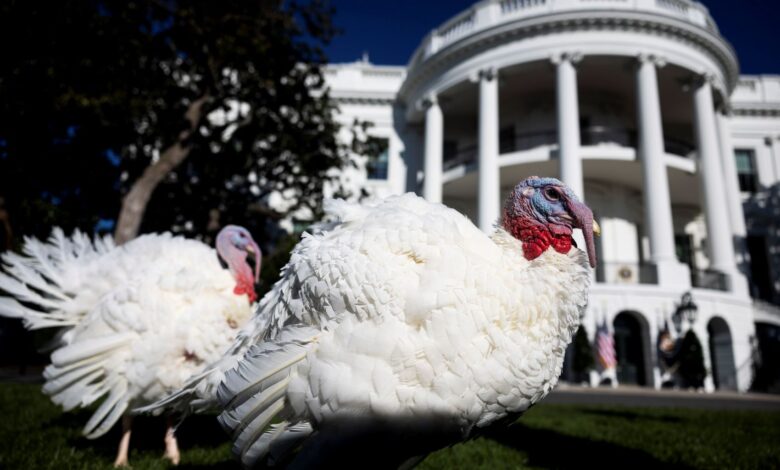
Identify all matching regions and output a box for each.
[734,149,757,193]
[366,138,389,180]
[443,140,458,163]
[747,236,772,301]
[675,234,695,271]
[499,126,515,154]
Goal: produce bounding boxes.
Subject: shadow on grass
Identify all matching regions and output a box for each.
[50,409,235,466]
[483,422,692,469]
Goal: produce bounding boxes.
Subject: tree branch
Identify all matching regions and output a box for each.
[114,94,209,244]
[247,202,284,220]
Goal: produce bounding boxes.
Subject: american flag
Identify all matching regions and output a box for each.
[596,318,617,370]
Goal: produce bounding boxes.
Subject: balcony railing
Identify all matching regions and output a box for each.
[409,0,717,69]
[511,129,559,153]
[442,126,695,170]
[444,145,477,171]
[690,269,730,291]
[596,262,658,285]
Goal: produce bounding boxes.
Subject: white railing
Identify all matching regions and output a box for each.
[362,69,406,79]
[738,79,758,92]
[656,0,689,14]
[438,11,476,48]
[409,0,717,68]
[500,0,547,15]
[733,76,780,104]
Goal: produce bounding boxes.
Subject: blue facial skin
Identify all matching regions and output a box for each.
[226,225,253,250]
[517,177,580,227]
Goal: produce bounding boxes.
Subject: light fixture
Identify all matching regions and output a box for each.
[674,291,698,328]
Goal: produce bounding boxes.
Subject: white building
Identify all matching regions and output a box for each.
[324,0,780,392]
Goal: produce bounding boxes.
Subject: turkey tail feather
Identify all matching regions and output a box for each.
[83,380,129,439]
[0,228,113,330]
[41,332,134,438]
[217,325,319,468]
[50,332,134,366]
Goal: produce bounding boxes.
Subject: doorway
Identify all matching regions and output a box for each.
[613,312,648,386]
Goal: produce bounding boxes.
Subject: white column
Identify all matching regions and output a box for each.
[554,52,584,200]
[772,136,780,182]
[716,112,751,297]
[423,95,443,203]
[755,139,776,187]
[692,77,737,276]
[716,111,747,238]
[636,55,690,287]
[478,68,500,232]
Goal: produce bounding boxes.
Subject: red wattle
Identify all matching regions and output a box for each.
[505,216,572,261]
[233,279,257,303]
[550,233,572,254]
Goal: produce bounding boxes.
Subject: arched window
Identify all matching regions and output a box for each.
[708,317,737,390]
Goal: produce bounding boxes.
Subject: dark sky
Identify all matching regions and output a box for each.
[324,0,780,75]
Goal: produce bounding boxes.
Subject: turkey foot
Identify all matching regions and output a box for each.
[163,417,181,465]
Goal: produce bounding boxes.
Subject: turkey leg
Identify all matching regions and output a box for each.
[163,416,181,465]
[113,415,133,467]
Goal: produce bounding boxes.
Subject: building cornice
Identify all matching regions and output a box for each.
[329,92,397,106]
[332,96,397,106]
[324,63,406,77]
[399,10,739,108]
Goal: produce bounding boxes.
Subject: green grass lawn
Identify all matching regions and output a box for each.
[1,382,778,469]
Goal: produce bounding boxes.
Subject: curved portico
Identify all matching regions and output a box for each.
[324,0,774,392]
[400,0,747,295]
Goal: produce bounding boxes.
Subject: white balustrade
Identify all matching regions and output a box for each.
[437,12,475,47]
[738,79,757,91]
[656,0,689,14]
[500,0,547,15]
[413,0,716,64]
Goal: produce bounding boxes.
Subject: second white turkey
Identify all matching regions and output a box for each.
[0,225,261,466]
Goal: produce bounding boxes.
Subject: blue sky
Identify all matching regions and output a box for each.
[325,0,780,75]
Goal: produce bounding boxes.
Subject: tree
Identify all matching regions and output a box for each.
[572,325,595,382]
[0,0,350,248]
[678,330,706,389]
[744,182,780,305]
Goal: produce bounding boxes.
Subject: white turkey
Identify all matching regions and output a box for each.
[149,176,600,468]
[0,225,261,466]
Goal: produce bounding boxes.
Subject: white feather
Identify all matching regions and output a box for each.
[0,229,255,438]
[180,192,593,467]
[141,191,590,467]
[200,325,317,466]
[50,332,135,366]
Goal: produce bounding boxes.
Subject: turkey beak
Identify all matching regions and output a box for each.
[245,240,262,284]
[566,198,598,269]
